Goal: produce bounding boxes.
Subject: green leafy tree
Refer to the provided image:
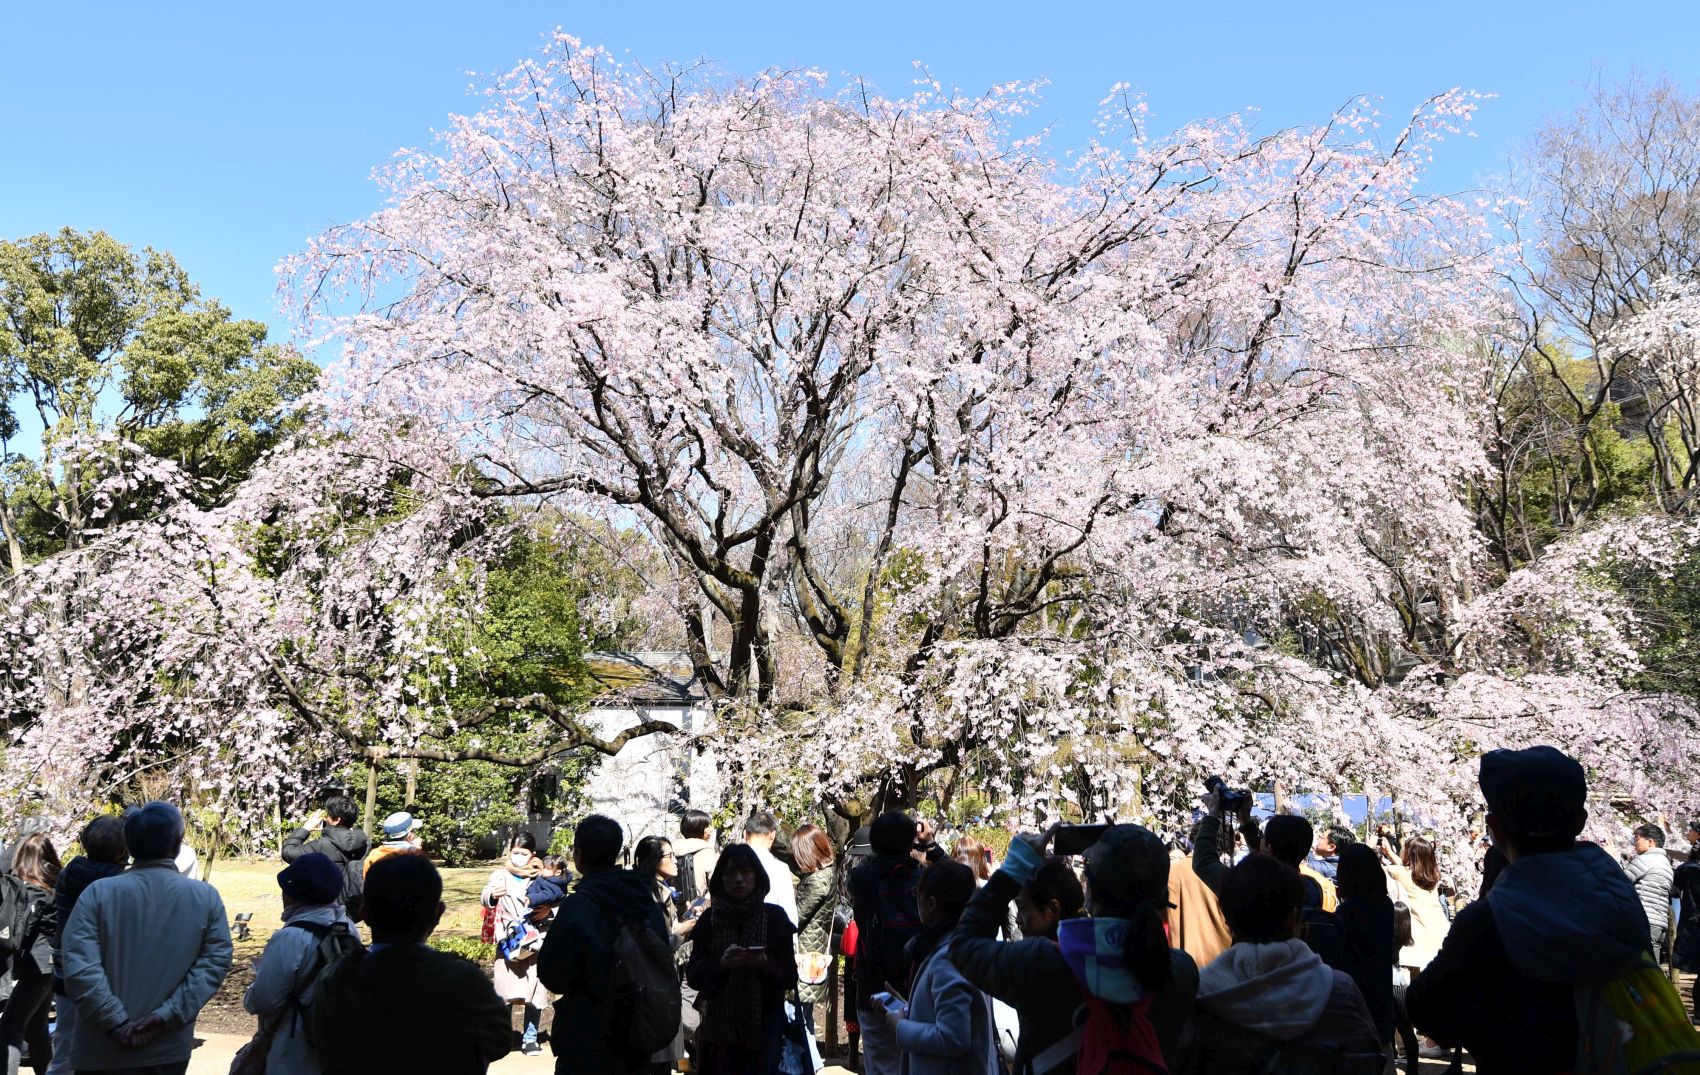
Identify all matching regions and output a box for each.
[0,227,318,571]
[342,524,639,859]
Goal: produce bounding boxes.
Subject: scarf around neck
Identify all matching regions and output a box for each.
[701,895,772,1047]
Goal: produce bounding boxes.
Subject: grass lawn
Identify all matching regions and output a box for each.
[204,856,493,958]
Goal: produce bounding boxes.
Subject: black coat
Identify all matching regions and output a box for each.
[50,857,124,994]
[536,868,669,1075]
[310,943,511,1075]
[1673,859,1700,973]
[1333,896,1395,1043]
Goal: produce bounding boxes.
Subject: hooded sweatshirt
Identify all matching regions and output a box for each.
[1407,841,1649,1074]
[1184,938,1381,1074]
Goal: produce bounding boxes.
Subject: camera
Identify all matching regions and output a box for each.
[1052,823,1112,856]
[1205,775,1251,813]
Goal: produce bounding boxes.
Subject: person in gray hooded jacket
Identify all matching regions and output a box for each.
[1407,746,1651,1075]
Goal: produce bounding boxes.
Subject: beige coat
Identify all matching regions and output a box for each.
[1385,862,1449,970]
[482,867,550,1006]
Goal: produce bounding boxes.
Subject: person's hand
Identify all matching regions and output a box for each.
[1233,796,1254,827]
[302,809,326,832]
[723,945,758,968]
[883,1003,907,1029]
[1013,824,1058,858]
[676,916,697,937]
[916,819,936,845]
[1203,785,1223,819]
[113,1014,166,1049]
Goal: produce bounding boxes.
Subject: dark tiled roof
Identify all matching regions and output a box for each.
[584,651,709,707]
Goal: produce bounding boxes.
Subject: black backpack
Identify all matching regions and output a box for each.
[0,873,34,975]
[287,919,364,1042]
[676,850,702,907]
[337,857,365,921]
[851,858,922,990]
[608,908,681,1054]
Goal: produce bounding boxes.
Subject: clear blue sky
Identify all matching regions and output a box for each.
[5,1,1698,351]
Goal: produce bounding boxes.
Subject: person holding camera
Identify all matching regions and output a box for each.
[1193,782,1261,894]
[1196,783,1334,912]
[282,796,369,921]
[950,824,1198,1075]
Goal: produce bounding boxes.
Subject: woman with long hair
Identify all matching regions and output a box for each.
[635,835,693,1073]
[951,836,992,883]
[888,859,998,1075]
[635,834,695,941]
[1379,834,1451,1063]
[686,844,797,1075]
[1333,844,1395,1059]
[790,824,837,1019]
[4,832,62,1075]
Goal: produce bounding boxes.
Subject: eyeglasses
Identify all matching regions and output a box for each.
[661,852,677,859]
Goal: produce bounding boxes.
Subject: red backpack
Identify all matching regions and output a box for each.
[1028,976,1167,1075]
[1075,992,1167,1075]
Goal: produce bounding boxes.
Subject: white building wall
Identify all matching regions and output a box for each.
[582,702,720,852]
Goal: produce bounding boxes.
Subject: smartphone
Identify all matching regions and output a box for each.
[1053,823,1112,856]
[743,946,766,957]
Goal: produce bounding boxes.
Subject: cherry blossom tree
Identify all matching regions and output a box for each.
[6,40,1697,847]
[281,36,1525,823]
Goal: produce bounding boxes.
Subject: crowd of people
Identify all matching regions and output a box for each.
[0,745,1694,1074]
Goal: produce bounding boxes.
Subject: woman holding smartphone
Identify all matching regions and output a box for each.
[687,843,797,1075]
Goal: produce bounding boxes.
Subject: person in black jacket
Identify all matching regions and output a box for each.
[47,816,126,1075]
[282,796,370,921]
[310,854,509,1075]
[850,811,924,1075]
[536,815,670,1075]
[1332,843,1395,1052]
[1674,820,1700,1021]
[2,833,60,1075]
[1406,747,1650,1075]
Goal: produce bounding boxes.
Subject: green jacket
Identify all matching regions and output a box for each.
[794,866,838,1003]
[536,867,668,1074]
